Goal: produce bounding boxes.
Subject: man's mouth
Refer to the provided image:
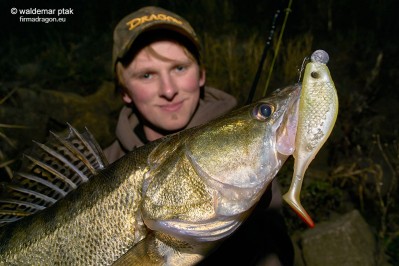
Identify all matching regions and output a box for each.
[159,100,184,112]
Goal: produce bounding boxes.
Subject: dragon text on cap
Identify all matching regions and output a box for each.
[126,13,183,31]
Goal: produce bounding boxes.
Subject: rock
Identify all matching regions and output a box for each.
[291,233,306,266]
[299,210,376,266]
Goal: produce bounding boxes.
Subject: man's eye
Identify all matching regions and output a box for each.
[175,65,186,72]
[142,73,152,79]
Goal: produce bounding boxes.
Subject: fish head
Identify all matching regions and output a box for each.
[185,84,301,217]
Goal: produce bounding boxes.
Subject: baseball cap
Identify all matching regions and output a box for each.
[112,6,201,72]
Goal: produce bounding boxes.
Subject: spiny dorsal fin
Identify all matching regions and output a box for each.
[0,124,109,227]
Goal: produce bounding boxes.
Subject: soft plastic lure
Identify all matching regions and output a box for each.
[283,50,339,227]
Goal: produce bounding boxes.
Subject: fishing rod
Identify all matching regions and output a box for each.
[246,9,280,104]
[262,0,293,97]
[246,0,293,104]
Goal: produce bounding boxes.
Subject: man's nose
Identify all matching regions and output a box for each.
[159,74,178,100]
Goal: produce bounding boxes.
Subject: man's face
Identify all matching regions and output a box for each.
[120,40,205,133]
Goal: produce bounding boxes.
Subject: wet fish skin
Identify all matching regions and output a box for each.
[0,144,152,265]
[0,85,301,265]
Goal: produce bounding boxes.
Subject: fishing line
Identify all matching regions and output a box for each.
[246,9,280,104]
[297,56,309,84]
[262,0,293,98]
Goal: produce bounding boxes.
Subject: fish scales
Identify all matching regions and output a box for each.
[0,145,153,265]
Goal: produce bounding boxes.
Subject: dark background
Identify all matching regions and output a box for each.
[1,0,398,264]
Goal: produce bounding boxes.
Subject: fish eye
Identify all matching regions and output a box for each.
[311,71,320,79]
[252,103,274,121]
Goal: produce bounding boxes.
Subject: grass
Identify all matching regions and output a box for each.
[202,31,313,105]
[0,89,27,179]
[329,135,399,265]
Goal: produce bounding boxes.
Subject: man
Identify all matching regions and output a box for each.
[104,6,293,265]
[104,6,236,162]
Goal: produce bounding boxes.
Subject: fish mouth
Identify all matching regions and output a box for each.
[145,213,243,243]
[275,85,301,156]
[276,101,300,156]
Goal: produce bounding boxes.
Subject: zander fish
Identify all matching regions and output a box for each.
[0,50,338,265]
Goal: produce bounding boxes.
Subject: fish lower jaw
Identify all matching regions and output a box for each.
[144,217,243,243]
